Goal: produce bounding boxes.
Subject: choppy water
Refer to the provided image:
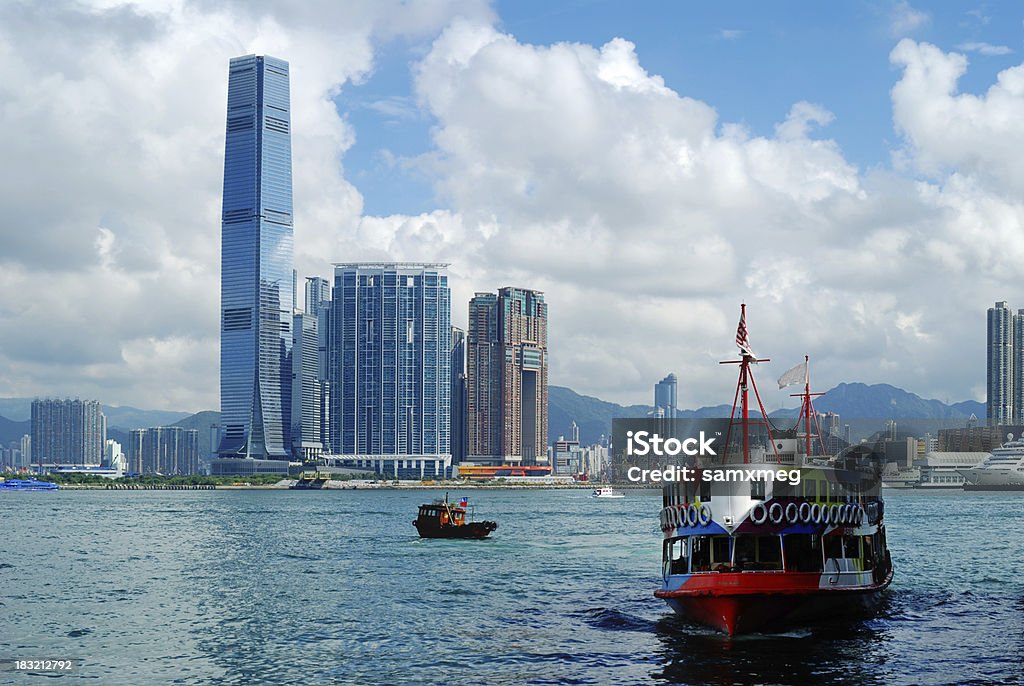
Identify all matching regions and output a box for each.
[1,488,1022,685]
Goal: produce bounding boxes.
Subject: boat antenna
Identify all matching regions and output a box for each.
[720,304,778,463]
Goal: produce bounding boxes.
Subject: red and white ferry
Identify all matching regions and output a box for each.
[654,305,893,635]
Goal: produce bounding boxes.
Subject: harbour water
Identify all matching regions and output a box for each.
[1,489,1022,685]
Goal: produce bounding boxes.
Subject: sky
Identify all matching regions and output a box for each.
[2,0,1024,413]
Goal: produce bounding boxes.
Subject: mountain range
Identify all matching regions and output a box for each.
[0,383,986,452]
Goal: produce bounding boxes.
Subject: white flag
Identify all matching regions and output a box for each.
[777,362,807,389]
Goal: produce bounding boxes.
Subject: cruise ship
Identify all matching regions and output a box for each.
[654,306,893,635]
[958,440,1024,489]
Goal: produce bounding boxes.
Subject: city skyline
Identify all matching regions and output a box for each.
[5,3,1024,412]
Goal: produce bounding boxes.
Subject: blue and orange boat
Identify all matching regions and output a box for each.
[654,306,893,635]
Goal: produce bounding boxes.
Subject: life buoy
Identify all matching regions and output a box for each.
[672,505,684,528]
[830,504,842,525]
[768,502,784,525]
[854,505,865,524]
[750,502,768,525]
[799,501,812,523]
[698,504,712,527]
[810,503,823,524]
[844,504,855,524]
[687,504,700,527]
[785,502,799,524]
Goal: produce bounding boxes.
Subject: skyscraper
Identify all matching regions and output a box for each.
[218,55,294,460]
[30,399,105,467]
[987,301,1014,425]
[291,311,323,459]
[467,287,548,465]
[328,263,452,478]
[450,326,468,464]
[306,276,332,452]
[654,373,678,419]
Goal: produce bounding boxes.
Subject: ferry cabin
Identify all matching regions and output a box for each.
[660,442,889,589]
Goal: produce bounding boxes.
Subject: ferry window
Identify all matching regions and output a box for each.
[691,536,711,572]
[842,536,860,559]
[750,479,765,500]
[825,534,844,560]
[711,536,730,567]
[668,538,688,574]
[830,481,840,502]
[803,479,814,498]
[699,480,711,501]
[783,534,823,572]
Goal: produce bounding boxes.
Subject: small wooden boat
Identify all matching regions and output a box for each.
[413,494,497,539]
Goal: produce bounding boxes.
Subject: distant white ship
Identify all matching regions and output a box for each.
[958,440,1024,489]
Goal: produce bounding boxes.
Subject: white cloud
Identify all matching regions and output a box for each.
[3,4,1024,414]
[0,0,493,411]
[957,41,1013,56]
[889,1,929,37]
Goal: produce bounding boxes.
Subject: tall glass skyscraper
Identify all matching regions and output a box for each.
[218,55,294,459]
[328,263,452,478]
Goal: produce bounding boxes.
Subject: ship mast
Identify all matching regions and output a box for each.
[790,355,827,456]
[720,304,777,463]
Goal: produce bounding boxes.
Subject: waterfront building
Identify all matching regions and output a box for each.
[306,276,333,452]
[218,54,294,462]
[30,399,105,467]
[104,439,126,472]
[20,434,31,469]
[327,263,452,479]
[291,311,323,460]
[988,301,1014,425]
[128,427,200,475]
[655,373,678,419]
[451,327,468,464]
[467,287,549,466]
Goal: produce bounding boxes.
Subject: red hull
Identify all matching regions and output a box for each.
[655,568,893,635]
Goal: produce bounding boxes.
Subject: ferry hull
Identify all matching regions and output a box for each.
[655,569,893,635]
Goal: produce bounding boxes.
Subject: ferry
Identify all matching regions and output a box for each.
[592,486,625,498]
[0,478,60,491]
[958,439,1024,490]
[654,306,893,635]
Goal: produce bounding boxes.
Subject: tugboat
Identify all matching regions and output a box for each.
[413,494,497,539]
[654,305,893,635]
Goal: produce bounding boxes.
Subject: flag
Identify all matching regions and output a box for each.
[735,308,753,355]
[459,497,468,508]
[778,362,807,389]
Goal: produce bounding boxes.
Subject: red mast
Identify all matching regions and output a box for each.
[721,304,777,463]
[789,355,827,456]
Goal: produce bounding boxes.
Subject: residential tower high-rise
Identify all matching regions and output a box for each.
[30,399,106,467]
[327,263,452,478]
[467,287,548,465]
[987,301,1014,425]
[217,54,294,461]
